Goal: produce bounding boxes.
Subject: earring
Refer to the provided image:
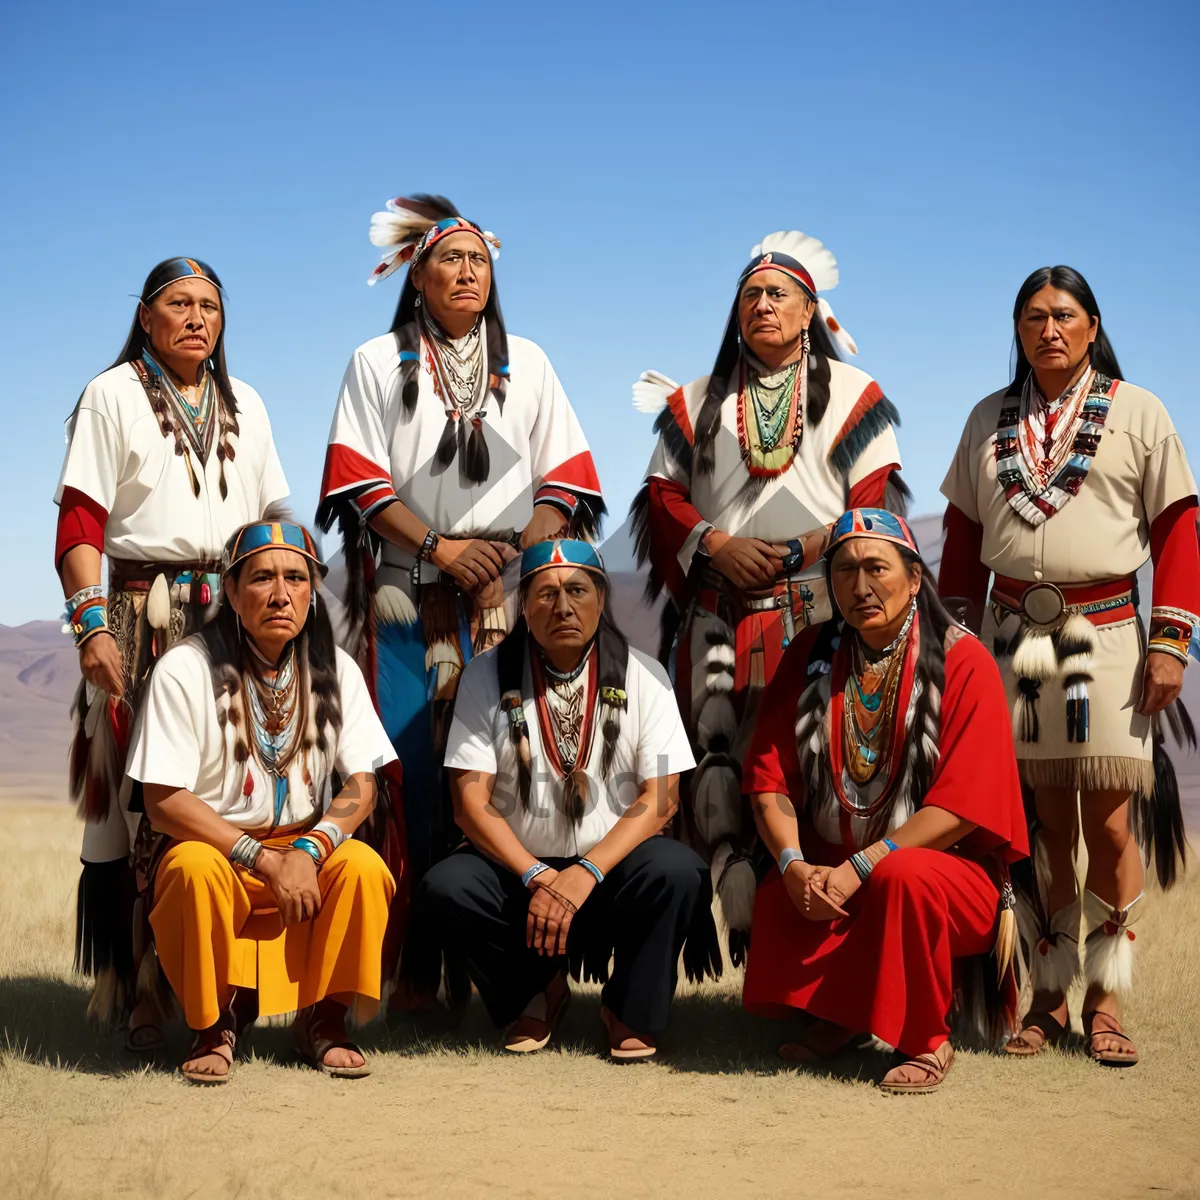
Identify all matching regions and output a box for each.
[414,292,423,309]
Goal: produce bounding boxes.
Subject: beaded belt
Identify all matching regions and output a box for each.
[990,575,1135,630]
[109,560,223,605]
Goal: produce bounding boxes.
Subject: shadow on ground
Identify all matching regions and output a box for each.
[3,976,1096,1084]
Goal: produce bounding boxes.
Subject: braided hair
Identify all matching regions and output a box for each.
[387,193,511,477]
[496,576,630,824]
[798,547,957,843]
[200,560,343,783]
[101,259,242,499]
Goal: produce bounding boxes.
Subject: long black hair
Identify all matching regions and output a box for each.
[387,193,510,421]
[693,280,842,476]
[1008,265,1123,395]
[496,572,630,824]
[200,558,343,776]
[108,258,240,419]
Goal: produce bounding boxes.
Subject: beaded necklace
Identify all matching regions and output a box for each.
[842,601,915,787]
[244,641,302,829]
[142,351,215,461]
[736,337,808,477]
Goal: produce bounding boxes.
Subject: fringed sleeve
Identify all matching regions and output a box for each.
[920,635,1028,863]
[630,477,709,607]
[55,486,108,572]
[827,380,902,482]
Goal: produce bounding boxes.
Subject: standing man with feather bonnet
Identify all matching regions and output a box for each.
[742,509,1028,1094]
[629,231,905,959]
[318,195,604,908]
[939,265,1200,1067]
[54,257,290,1049]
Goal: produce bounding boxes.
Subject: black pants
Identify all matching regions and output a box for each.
[414,838,710,1033]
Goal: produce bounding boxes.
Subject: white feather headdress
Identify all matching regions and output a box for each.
[749,230,857,357]
[367,197,500,287]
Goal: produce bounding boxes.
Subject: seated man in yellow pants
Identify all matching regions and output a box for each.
[126,520,396,1083]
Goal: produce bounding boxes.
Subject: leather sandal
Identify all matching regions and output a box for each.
[600,1005,657,1062]
[1005,1010,1068,1057]
[504,976,570,1054]
[180,1023,236,1085]
[295,1005,371,1079]
[1083,1010,1139,1068]
[878,1043,955,1095]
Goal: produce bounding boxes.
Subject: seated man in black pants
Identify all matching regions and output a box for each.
[411,539,717,1060]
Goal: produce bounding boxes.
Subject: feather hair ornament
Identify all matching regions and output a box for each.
[368,196,500,286]
[750,230,858,358]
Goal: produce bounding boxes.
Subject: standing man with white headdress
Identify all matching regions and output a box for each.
[629,231,905,960]
[318,195,605,949]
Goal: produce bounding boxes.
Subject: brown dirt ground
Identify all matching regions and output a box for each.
[1,800,1198,1200]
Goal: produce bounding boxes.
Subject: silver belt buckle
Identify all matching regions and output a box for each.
[1021,582,1066,626]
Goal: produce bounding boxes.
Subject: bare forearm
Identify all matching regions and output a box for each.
[583,775,679,876]
[144,784,243,856]
[368,499,432,556]
[321,771,377,839]
[891,805,976,852]
[61,544,103,597]
[452,771,540,876]
[751,791,802,861]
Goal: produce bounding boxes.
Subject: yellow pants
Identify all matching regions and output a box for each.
[150,839,395,1031]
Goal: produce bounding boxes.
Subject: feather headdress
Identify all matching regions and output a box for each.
[747,231,857,357]
[367,195,500,286]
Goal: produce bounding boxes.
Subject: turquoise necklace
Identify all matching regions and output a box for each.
[747,362,798,451]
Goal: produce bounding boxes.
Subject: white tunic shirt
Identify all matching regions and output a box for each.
[127,640,396,835]
[445,646,695,857]
[55,362,290,563]
[323,332,600,583]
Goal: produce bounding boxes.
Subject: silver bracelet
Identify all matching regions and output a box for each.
[229,833,263,871]
[67,584,105,612]
[312,820,346,850]
[778,847,806,875]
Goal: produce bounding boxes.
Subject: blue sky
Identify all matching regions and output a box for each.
[1,0,1197,624]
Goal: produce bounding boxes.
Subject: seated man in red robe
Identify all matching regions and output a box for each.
[741,508,1028,1094]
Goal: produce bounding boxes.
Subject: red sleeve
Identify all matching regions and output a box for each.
[742,637,811,798]
[937,503,989,622]
[922,635,1028,863]
[647,476,707,606]
[847,463,897,510]
[1150,496,1200,613]
[55,486,107,572]
[319,443,398,522]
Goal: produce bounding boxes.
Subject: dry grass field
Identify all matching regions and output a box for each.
[1,801,1199,1200]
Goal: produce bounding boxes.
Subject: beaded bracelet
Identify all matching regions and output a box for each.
[849,837,900,882]
[521,861,551,889]
[578,857,605,885]
[66,585,105,612]
[63,595,110,648]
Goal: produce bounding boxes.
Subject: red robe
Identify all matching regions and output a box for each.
[741,630,1028,1055]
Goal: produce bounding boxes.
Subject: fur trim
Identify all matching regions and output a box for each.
[688,611,736,718]
[374,583,418,627]
[1057,612,1096,657]
[1013,628,1058,681]
[712,846,756,968]
[691,755,742,847]
[146,573,171,631]
[695,693,737,756]
[1018,755,1155,795]
[651,393,694,477]
[827,384,900,475]
[1131,735,1189,889]
[1082,889,1141,995]
[1031,900,1083,998]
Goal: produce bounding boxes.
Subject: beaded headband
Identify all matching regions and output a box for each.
[520,539,606,583]
[738,252,818,299]
[142,257,223,303]
[824,508,920,561]
[224,521,328,578]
